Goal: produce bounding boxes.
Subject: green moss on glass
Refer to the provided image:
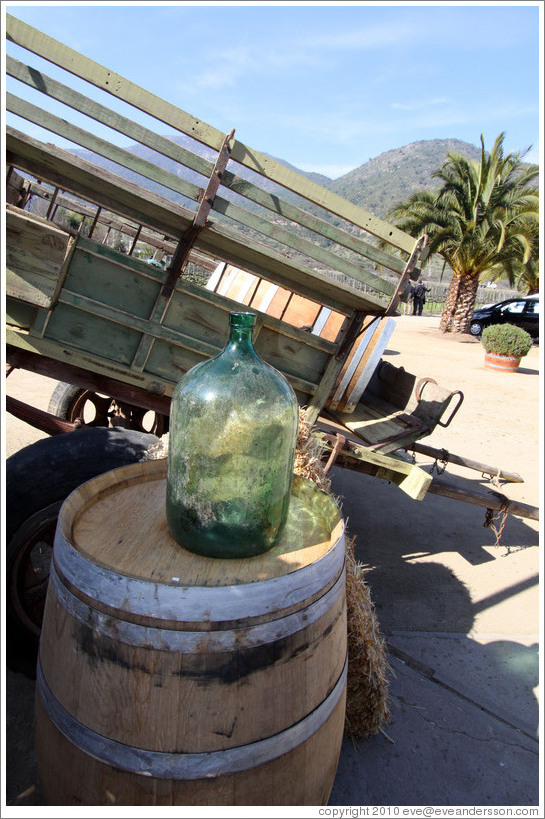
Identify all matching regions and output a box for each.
[166,312,299,558]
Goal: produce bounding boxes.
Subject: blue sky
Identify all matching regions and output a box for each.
[3,1,542,178]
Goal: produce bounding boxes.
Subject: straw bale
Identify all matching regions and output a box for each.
[294,410,391,740]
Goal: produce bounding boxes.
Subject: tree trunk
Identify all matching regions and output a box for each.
[439,275,480,333]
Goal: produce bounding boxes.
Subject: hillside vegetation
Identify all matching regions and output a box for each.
[327,139,482,218]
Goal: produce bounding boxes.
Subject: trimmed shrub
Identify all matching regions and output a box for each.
[481,323,533,358]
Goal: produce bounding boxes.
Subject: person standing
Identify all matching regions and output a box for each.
[412,280,430,316]
[404,282,415,315]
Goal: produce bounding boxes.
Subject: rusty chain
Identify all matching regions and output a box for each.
[483,505,510,551]
[430,448,449,475]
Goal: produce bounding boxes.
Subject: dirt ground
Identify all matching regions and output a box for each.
[2,314,542,807]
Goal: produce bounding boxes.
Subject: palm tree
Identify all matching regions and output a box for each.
[497,219,539,295]
[387,134,539,332]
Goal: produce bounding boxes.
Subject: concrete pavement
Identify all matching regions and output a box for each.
[328,466,540,807]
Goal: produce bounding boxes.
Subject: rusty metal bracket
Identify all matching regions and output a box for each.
[385,234,428,316]
[162,128,235,298]
[323,433,347,474]
[335,310,368,361]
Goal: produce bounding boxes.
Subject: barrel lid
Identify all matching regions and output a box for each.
[57,459,343,588]
[53,460,344,627]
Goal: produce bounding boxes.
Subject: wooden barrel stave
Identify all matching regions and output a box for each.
[35,681,346,805]
[39,562,346,752]
[206,264,396,410]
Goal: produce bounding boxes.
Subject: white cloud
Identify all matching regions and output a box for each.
[391,98,449,111]
[298,21,419,51]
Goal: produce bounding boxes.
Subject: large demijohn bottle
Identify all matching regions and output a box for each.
[166,312,299,558]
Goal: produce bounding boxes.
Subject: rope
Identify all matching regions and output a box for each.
[483,504,510,551]
[488,468,504,488]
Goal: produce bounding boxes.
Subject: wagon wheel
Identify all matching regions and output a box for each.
[6,427,160,677]
[8,502,60,641]
[48,381,169,436]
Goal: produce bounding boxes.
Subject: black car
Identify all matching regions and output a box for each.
[470,296,539,340]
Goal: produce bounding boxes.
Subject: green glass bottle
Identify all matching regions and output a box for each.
[166,312,299,558]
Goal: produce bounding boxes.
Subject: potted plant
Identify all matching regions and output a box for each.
[481,323,533,372]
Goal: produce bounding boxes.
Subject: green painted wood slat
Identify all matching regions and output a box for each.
[7,53,406,280]
[6,128,388,316]
[7,91,395,297]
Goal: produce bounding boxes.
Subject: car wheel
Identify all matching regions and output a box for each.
[469,321,483,336]
[5,427,159,677]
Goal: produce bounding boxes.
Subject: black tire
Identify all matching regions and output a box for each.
[5,427,160,677]
[469,320,483,337]
[47,381,169,435]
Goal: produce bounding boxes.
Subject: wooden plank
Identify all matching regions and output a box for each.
[7,53,407,279]
[6,344,172,415]
[64,245,162,320]
[328,402,412,447]
[306,312,368,424]
[7,93,203,205]
[6,326,180,397]
[385,234,428,315]
[222,173,407,276]
[211,195,396,296]
[194,223,387,315]
[25,184,187,258]
[315,424,539,520]
[427,477,539,521]
[6,129,389,315]
[56,289,222,360]
[66,238,337,356]
[5,206,74,308]
[6,127,196,239]
[328,317,396,413]
[5,298,37,331]
[129,295,172,372]
[161,128,236,298]
[6,395,80,436]
[5,13,416,254]
[406,442,524,483]
[8,92,395,297]
[5,54,213,177]
[315,426,432,501]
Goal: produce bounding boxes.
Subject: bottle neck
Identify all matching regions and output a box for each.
[227,313,256,353]
[227,325,255,352]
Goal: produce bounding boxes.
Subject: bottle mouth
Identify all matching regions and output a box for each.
[229,312,256,328]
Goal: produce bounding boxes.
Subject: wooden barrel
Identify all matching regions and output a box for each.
[326,317,396,413]
[206,262,346,342]
[35,460,347,806]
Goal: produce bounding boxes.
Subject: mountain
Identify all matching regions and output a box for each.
[327,139,482,219]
